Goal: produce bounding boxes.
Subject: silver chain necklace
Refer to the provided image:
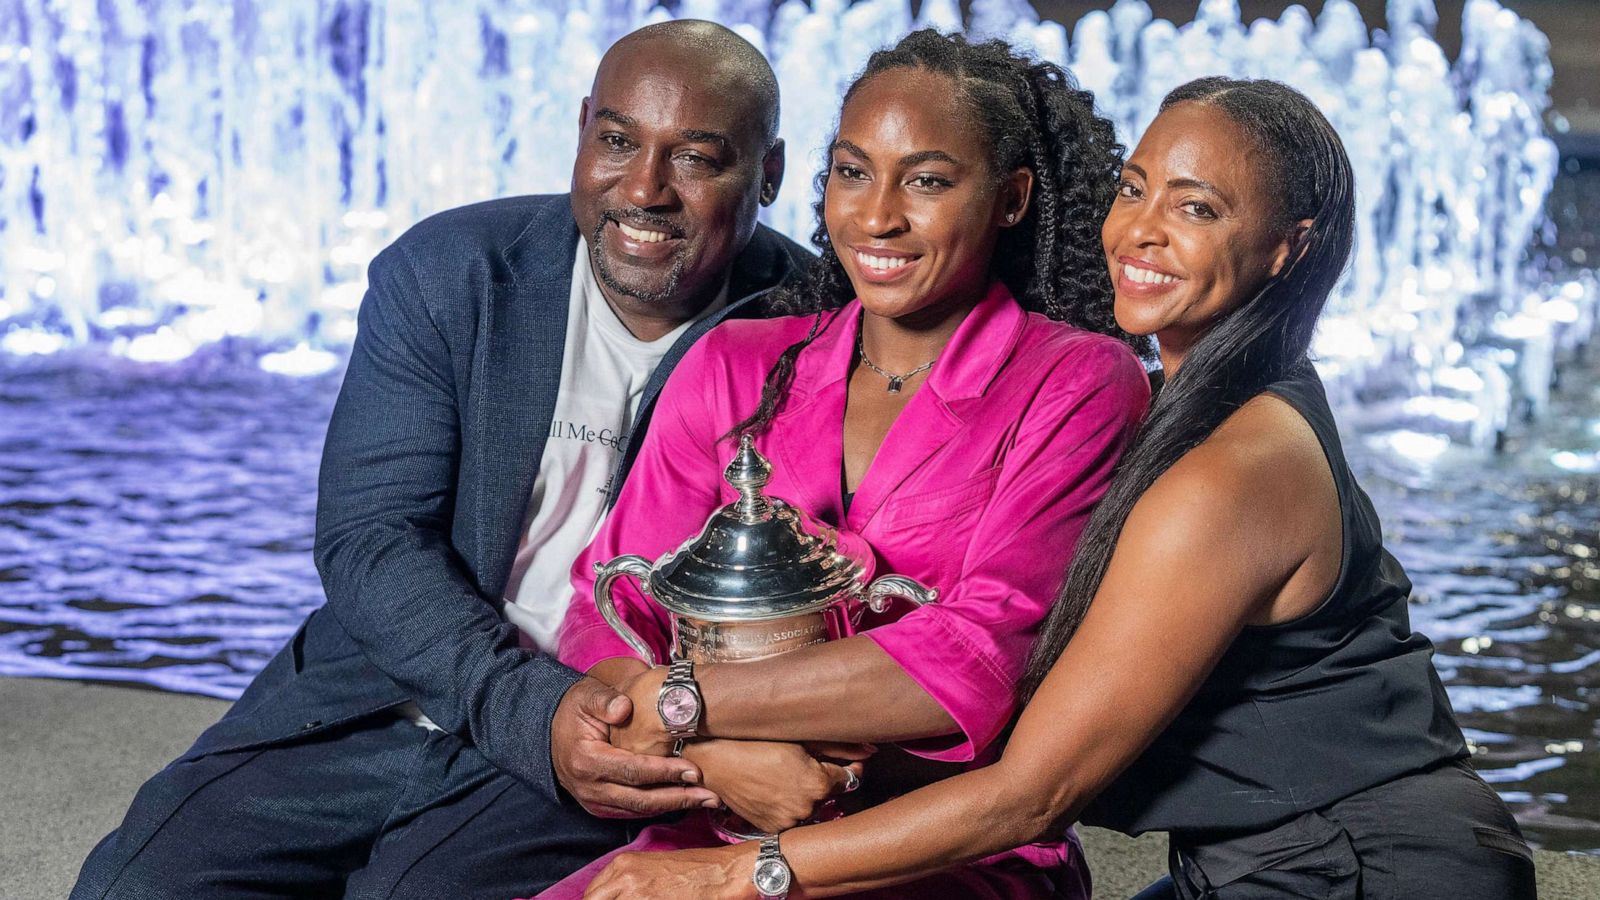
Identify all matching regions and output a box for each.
[856,328,936,394]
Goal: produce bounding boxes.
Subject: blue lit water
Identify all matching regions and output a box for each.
[1354,390,1600,855]
[0,349,333,698]
[2,343,1598,852]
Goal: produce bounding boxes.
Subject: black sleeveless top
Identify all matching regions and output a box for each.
[1084,360,1468,835]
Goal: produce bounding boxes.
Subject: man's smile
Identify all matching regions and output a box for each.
[616,221,674,243]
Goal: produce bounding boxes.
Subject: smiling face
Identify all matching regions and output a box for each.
[571,33,781,324]
[824,67,1030,326]
[1102,102,1304,365]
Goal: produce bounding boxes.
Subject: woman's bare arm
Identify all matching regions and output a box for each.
[611,637,957,754]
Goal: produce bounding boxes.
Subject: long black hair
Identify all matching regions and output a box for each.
[730,29,1140,437]
[1017,77,1357,703]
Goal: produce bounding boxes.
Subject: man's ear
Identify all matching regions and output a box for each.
[1269,218,1314,277]
[760,139,786,207]
[577,97,592,142]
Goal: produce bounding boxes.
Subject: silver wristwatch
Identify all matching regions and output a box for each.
[656,658,703,740]
[752,836,792,899]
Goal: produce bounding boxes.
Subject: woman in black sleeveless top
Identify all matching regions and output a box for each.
[583,78,1537,900]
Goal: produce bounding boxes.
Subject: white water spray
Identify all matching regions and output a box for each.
[0,0,1586,442]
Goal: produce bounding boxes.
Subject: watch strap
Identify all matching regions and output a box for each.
[752,835,792,900]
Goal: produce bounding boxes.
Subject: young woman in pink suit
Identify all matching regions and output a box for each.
[532,30,1151,900]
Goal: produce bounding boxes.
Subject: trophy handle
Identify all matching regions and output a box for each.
[592,555,659,664]
[863,574,939,614]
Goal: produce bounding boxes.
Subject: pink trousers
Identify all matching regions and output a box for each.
[529,811,1087,899]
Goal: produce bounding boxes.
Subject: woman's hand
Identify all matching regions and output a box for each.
[584,843,759,900]
[608,665,675,757]
[687,738,869,835]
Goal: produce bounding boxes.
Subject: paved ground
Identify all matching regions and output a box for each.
[3,675,1594,899]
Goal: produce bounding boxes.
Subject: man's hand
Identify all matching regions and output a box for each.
[551,677,720,818]
[686,738,869,834]
[610,665,675,756]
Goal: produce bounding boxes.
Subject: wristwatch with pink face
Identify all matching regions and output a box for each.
[656,658,703,740]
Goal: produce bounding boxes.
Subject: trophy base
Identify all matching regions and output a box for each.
[710,801,846,844]
[710,811,771,843]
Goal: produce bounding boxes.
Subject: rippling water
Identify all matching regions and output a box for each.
[0,349,335,698]
[1,347,1597,852]
[1353,361,1600,855]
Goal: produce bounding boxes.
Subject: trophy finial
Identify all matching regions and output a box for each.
[725,433,773,521]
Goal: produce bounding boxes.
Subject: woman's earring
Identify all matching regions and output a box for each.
[1005,212,1017,223]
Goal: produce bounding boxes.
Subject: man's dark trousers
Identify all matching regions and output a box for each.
[70,194,810,899]
[72,716,629,899]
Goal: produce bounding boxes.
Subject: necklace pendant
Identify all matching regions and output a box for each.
[887,377,904,393]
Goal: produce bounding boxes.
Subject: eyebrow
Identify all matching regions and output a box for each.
[831,139,869,160]
[680,129,732,151]
[1169,177,1228,199]
[1123,163,1230,202]
[831,140,962,168]
[595,108,636,129]
[900,149,961,167]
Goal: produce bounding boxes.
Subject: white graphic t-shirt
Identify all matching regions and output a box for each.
[501,240,727,651]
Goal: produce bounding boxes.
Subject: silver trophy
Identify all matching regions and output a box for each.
[592,434,938,840]
[593,434,938,667]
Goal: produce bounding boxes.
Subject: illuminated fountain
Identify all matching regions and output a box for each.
[0,0,1590,442]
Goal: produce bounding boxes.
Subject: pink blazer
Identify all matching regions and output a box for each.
[559,282,1149,764]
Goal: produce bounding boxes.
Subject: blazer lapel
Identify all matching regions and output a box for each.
[767,308,854,525]
[830,283,1025,532]
[771,384,850,524]
[843,393,963,532]
[474,205,580,598]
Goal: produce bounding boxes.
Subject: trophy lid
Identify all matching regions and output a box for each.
[647,435,865,621]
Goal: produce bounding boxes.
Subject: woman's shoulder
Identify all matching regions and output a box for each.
[654,312,828,434]
[687,310,830,367]
[1115,392,1339,631]
[1162,392,1331,521]
[1146,391,1343,622]
[1214,392,1325,465]
[1014,315,1152,408]
[1022,315,1146,374]
[661,310,838,413]
[664,312,816,388]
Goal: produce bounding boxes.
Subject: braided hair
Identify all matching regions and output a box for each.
[731,29,1140,438]
[1017,77,1358,704]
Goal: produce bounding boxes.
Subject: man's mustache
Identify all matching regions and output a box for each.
[602,209,686,239]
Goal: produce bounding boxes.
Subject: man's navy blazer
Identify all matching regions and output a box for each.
[184,194,811,798]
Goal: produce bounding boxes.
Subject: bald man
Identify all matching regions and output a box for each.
[73,22,810,899]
